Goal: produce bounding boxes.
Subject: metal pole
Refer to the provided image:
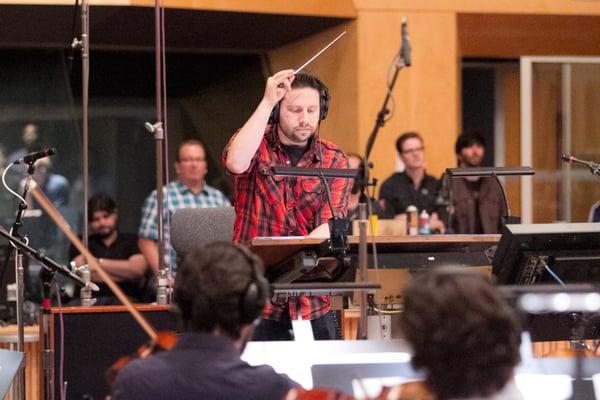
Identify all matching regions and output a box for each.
[81,0,90,248]
[357,203,368,340]
[151,0,169,304]
[14,253,25,400]
[40,268,55,400]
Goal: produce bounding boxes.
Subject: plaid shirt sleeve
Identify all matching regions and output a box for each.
[138,191,158,240]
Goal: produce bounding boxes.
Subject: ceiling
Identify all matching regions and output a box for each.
[0,5,351,53]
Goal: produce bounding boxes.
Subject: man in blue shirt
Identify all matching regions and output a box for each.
[138,139,230,273]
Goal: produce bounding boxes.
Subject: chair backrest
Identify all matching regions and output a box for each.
[589,201,600,222]
[170,206,235,256]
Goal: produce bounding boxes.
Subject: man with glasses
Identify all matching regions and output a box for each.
[138,139,230,273]
[379,131,446,233]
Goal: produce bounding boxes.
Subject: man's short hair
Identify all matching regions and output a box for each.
[173,242,268,339]
[455,131,486,155]
[400,268,521,400]
[395,131,423,154]
[176,139,205,162]
[291,72,330,121]
[88,193,117,221]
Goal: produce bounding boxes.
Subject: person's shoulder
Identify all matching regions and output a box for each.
[238,363,298,398]
[203,184,226,195]
[381,172,404,185]
[203,185,231,202]
[111,355,171,399]
[424,173,441,185]
[142,187,159,201]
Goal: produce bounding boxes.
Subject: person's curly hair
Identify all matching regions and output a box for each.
[399,268,521,400]
[173,242,266,339]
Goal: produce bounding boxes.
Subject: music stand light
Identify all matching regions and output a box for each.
[446,166,534,225]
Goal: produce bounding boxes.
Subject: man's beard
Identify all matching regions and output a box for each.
[280,125,315,144]
[462,156,483,168]
[94,227,115,239]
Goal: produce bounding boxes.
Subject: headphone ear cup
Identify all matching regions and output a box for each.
[320,87,330,121]
[234,244,270,325]
[240,282,261,324]
[269,102,280,125]
[240,274,269,324]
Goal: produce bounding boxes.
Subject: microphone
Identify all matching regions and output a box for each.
[14,148,56,165]
[562,154,600,169]
[400,17,411,67]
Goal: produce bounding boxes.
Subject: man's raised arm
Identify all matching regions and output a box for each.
[225,69,295,174]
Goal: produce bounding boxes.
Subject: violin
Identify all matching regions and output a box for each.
[106,331,178,385]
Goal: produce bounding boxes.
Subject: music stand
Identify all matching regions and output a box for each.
[446,166,534,225]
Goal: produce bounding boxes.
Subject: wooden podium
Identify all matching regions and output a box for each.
[251,234,500,268]
[250,234,499,293]
[251,234,500,339]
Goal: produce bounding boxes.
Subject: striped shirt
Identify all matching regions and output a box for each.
[223,127,350,321]
[138,180,231,269]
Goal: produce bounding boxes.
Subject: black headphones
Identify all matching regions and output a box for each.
[233,243,271,325]
[268,73,330,125]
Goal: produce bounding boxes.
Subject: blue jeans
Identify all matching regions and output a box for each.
[252,308,341,341]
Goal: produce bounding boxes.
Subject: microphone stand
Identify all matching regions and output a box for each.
[355,29,410,340]
[0,223,92,400]
[1,161,38,400]
[143,0,170,305]
[71,0,90,250]
[39,267,56,400]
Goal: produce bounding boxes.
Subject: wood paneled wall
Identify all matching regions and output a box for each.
[6,0,600,196]
[356,10,459,182]
[268,22,359,156]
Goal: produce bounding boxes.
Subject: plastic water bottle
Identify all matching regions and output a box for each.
[419,209,430,235]
[406,205,418,235]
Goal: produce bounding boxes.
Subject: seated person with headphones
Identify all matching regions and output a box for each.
[399,268,523,400]
[111,242,298,400]
[223,70,350,340]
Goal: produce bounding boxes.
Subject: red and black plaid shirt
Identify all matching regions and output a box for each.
[223,126,350,320]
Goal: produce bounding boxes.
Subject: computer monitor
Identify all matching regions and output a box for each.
[492,223,600,285]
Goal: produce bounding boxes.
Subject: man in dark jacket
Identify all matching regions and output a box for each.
[449,132,506,234]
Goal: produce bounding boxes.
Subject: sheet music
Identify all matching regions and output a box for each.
[254,236,307,240]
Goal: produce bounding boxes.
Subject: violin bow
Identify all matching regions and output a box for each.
[30,183,157,341]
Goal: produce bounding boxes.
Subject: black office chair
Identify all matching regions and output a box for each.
[589,201,600,223]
